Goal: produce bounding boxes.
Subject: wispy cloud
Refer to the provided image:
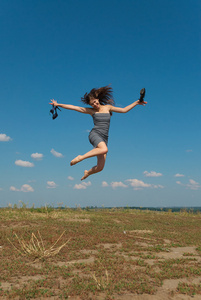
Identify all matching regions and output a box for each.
[126,179,151,190]
[73,181,91,190]
[174,173,185,177]
[67,176,74,181]
[143,171,162,177]
[102,178,164,190]
[186,149,192,152]
[177,179,200,190]
[10,184,34,192]
[0,133,12,142]
[188,179,200,190]
[50,148,63,158]
[46,181,57,189]
[31,153,43,160]
[15,160,34,167]
[126,179,164,190]
[74,184,86,190]
[111,182,128,189]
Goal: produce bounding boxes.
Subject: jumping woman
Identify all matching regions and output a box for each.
[49,85,147,181]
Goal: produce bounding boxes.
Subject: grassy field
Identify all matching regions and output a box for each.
[0,207,201,299]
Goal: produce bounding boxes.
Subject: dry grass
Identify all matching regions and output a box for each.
[7,230,70,260]
[91,269,109,290]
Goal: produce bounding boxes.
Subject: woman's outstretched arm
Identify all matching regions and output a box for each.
[49,99,92,114]
[109,99,147,114]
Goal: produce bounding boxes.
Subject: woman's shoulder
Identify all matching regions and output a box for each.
[105,104,114,111]
[83,107,95,115]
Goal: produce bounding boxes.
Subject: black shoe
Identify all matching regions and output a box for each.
[139,88,146,102]
[50,107,55,114]
[52,110,58,119]
[50,105,61,120]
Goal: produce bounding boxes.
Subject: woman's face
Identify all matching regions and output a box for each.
[89,98,100,110]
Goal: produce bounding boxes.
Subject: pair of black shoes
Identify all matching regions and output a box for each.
[50,105,61,120]
[139,88,146,102]
[50,89,145,119]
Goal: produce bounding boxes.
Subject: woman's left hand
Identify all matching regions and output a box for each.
[49,99,58,106]
[137,100,147,106]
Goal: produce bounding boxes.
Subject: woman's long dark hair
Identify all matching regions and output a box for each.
[81,85,115,106]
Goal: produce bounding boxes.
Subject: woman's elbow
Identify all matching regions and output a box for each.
[122,108,128,113]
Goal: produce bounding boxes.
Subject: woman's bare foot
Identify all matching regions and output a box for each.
[81,170,89,181]
[70,155,82,166]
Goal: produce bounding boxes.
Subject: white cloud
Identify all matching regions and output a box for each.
[102,178,164,190]
[15,160,34,167]
[10,184,34,192]
[47,181,57,189]
[176,179,200,190]
[0,133,12,142]
[10,186,18,191]
[74,184,87,190]
[174,173,185,177]
[153,184,164,189]
[21,184,34,192]
[31,153,43,160]
[50,148,63,158]
[67,176,74,181]
[0,188,3,191]
[126,179,151,190]
[82,181,91,187]
[143,171,162,177]
[73,181,91,190]
[186,149,193,152]
[187,179,200,190]
[126,179,164,190]
[111,182,128,189]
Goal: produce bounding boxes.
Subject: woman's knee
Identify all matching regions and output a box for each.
[96,164,104,172]
[101,145,108,155]
[97,142,108,155]
[103,147,108,155]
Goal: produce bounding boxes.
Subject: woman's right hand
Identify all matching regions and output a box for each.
[49,99,58,106]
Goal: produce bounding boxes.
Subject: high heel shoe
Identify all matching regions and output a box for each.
[139,88,146,102]
[50,105,61,120]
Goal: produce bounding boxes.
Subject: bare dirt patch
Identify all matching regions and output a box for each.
[0,275,45,291]
[156,246,200,260]
[127,230,154,234]
[99,242,122,249]
[54,257,95,266]
[65,218,91,222]
[80,249,98,255]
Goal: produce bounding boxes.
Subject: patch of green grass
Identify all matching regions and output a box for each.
[177,281,201,296]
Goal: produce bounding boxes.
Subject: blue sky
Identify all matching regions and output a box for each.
[1,0,201,208]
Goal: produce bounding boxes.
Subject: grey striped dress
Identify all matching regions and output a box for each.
[88,113,111,148]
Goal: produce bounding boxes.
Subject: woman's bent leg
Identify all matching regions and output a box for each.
[70,142,108,166]
[81,154,106,181]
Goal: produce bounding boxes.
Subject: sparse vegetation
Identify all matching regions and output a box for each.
[0,207,201,299]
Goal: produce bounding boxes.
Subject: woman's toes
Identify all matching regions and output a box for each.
[70,155,82,166]
[81,170,89,181]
